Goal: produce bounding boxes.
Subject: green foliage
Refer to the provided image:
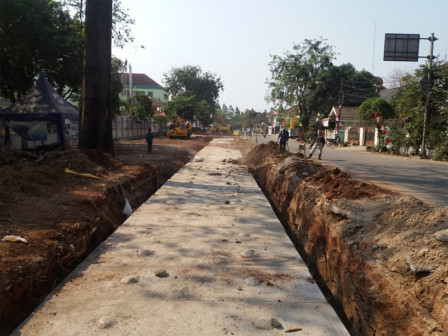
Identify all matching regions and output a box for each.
[427,119,447,157]
[0,0,84,101]
[358,98,395,124]
[111,57,125,116]
[391,61,448,154]
[432,137,448,161]
[267,38,335,131]
[237,109,266,129]
[0,0,138,103]
[195,100,213,129]
[268,37,381,133]
[340,67,381,106]
[310,64,380,117]
[163,65,223,104]
[163,65,223,126]
[134,94,153,120]
[60,0,138,49]
[387,125,408,155]
[430,62,448,126]
[163,96,197,120]
[118,94,153,120]
[153,115,169,135]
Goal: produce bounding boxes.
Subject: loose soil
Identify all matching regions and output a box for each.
[242,141,448,336]
[0,136,211,335]
[1,137,447,336]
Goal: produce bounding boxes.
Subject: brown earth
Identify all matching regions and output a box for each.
[0,136,211,335]
[242,141,448,336]
[1,137,447,336]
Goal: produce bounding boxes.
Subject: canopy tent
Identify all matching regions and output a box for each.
[0,73,79,147]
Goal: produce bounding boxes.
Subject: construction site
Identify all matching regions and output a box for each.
[1,136,447,335]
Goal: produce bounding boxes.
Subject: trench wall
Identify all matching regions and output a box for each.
[248,157,445,336]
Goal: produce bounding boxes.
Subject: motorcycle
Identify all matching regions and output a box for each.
[326,138,341,147]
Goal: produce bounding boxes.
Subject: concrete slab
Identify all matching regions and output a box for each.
[13,138,350,336]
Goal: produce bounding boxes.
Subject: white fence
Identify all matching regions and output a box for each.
[112,116,151,140]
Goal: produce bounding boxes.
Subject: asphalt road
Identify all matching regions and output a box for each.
[250,134,448,208]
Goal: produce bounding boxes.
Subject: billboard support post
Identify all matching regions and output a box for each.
[383,33,437,159]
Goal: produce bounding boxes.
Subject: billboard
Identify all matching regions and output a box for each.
[384,33,420,62]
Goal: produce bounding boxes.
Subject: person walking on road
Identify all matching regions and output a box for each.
[145,128,154,153]
[309,133,325,160]
[278,128,289,154]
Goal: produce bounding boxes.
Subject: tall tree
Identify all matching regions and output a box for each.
[0,0,83,102]
[79,0,113,153]
[0,0,137,103]
[303,63,380,120]
[111,57,126,116]
[163,65,223,125]
[385,68,410,88]
[133,93,153,120]
[358,98,394,122]
[222,104,228,115]
[163,96,196,120]
[60,0,138,49]
[391,61,448,154]
[267,39,335,131]
[358,98,394,149]
[228,105,235,118]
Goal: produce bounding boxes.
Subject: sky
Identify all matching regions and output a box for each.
[112,0,448,113]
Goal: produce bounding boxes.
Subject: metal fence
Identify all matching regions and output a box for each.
[112,116,150,140]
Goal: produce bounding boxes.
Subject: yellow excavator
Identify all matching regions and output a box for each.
[167,117,192,139]
[210,114,232,135]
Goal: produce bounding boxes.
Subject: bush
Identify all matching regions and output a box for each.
[432,138,448,161]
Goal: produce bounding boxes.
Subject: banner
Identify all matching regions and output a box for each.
[9,121,48,141]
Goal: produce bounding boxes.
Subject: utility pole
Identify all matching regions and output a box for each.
[420,33,437,159]
[383,32,437,158]
[337,78,344,130]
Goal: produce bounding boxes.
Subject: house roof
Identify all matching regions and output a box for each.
[379,87,399,101]
[150,97,165,108]
[330,106,359,122]
[325,105,373,127]
[120,73,163,88]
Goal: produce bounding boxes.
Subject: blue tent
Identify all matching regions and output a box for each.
[0,74,79,147]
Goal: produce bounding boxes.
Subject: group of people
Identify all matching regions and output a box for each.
[277,128,326,159]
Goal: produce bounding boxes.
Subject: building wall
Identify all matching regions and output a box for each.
[120,85,168,103]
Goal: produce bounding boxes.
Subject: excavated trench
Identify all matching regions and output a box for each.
[118,140,447,336]
[241,142,448,336]
[4,140,447,336]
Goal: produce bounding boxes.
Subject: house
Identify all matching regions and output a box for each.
[119,73,168,114]
[323,106,376,146]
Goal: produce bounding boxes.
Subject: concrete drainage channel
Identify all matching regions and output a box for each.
[96,145,448,336]
[119,145,447,336]
[9,140,446,335]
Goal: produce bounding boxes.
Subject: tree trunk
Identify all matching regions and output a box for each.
[79,0,113,154]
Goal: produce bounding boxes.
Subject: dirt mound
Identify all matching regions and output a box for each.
[243,141,448,336]
[243,140,395,201]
